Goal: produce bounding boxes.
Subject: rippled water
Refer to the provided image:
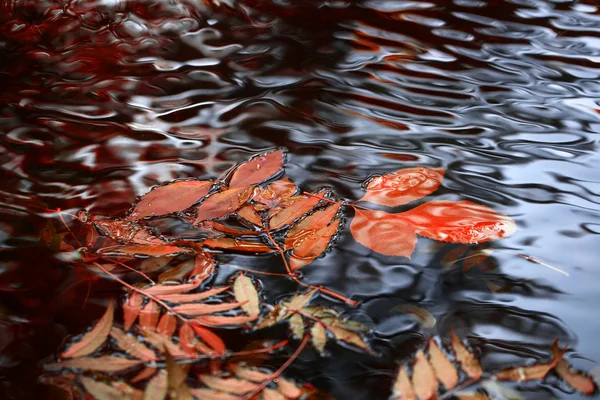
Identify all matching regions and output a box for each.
[1,0,600,398]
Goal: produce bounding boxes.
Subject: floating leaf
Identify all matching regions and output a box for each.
[102,244,193,257]
[401,200,516,244]
[428,339,458,390]
[228,149,285,188]
[93,220,165,245]
[188,388,240,400]
[253,178,298,209]
[123,293,143,330]
[456,393,492,400]
[289,217,341,271]
[328,324,370,353]
[140,256,174,273]
[144,370,168,400]
[350,209,417,257]
[268,189,330,229]
[359,167,445,207]
[156,313,177,337]
[156,286,230,304]
[194,186,254,223]
[255,289,317,330]
[61,300,114,358]
[237,204,263,227]
[110,327,158,361]
[412,349,438,400]
[190,323,227,355]
[139,300,160,330]
[80,377,141,399]
[277,377,302,399]
[199,375,260,395]
[450,330,482,379]
[392,365,416,400]
[393,304,436,329]
[552,340,596,395]
[233,274,260,317]
[128,180,212,220]
[53,356,142,372]
[310,323,327,354]
[202,237,273,253]
[172,302,245,317]
[284,202,342,248]
[194,314,257,327]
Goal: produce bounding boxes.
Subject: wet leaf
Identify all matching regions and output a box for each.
[139,301,160,331]
[412,349,438,400]
[359,167,445,207]
[255,289,317,330]
[456,393,492,400]
[156,286,230,304]
[428,339,458,390]
[276,377,302,399]
[179,323,198,357]
[392,365,416,400]
[202,237,273,253]
[393,304,436,329]
[327,324,370,353]
[231,364,271,382]
[172,302,245,317]
[53,356,143,372]
[158,259,196,283]
[102,244,193,257]
[450,329,482,379]
[253,178,298,209]
[199,375,260,395]
[142,330,188,359]
[123,293,143,330]
[143,280,203,296]
[228,149,285,188]
[496,347,565,381]
[401,200,516,244]
[268,189,330,229]
[80,376,139,400]
[310,323,327,354]
[156,313,177,337]
[194,186,254,223]
[350,209,417,257]
[552,340,596,395]
[237,204,263,227]
[188,388,240,400]
[190,323,227,355]
[284,202,342,249]
[289,217,341,271]
[233,274,260,317]
[128,180,213,220]
[289,314,305,340]
[93,220,164,245]
[110,327,158,361]
[143,370,167,400]
[61,300,114,358]
[140,256,174,273]
[194,314,257,327]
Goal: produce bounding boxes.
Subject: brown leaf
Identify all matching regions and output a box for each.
[350,209,417,258]
[141,330,189,359]
[237,204,263,227]
[289,217,341,271]
[496,346,565,381]
[158,259,196,283]
[156,286,230,304]
[428,339,458,390]
[233,274,260,317]
[61,300,114,358]
[412,349,438,400]
[392,365,416,400]
[110,327,158,361]
[143,279,203,295]
[268,189,330,229]
[156,313,177,337]
[450,330,482,379]
[231,364,271,382]
[194,186,254,223]
[165,351,191,396]
[128,180,213,220]
[53,356,143,372]
[92,220,165,245]
[327,324,370,353]
[123,293,143,330]
[172,302,245,317]
[255,289,317,330]
[228,149,285,188]
[143,370,167,400]
[289,314,305,340]
[80,376,140,400]
[139,300,160,331]
[310,323,327,354]
[102,244,193,257]
[194,314,257,327]
[188,388,241,400]
[359,167,445,207]
[202,237,273,253]
[190,323,227,355]
[199,375,260,395]
[140,256,174,273]
[400,200,516,244]
[393,305,436,329]
[552,340,596,395]
[455,393,492,400]
[132,366,158,383]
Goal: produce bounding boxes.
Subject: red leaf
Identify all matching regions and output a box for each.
[552,340,597,395]
[101,244,193,257]
[194,314,257,327]
[190,251,216,281]
[202,237,274,253]
[172,302,245,316]
[93,220,164,245]
[228,149,285,188]
[284,202,342,249]
[268,189,330,229]
[350,209,417,257]
[179,323,198,357]
[197,221,258,236]
[156,313,177,337]
[252,178,298,209]
[401,200,516,244]
[190,323,227,355]
[157,286,230,304]
[237,204,263,227]
[61,300,114,358]
[359,167,445,207]
[123,293,143,330]
[412,349,438,400]
[194,186,254,223]
[450,330,482,379]
[289,217,341,271]
[127,180,212,220]
[139,300,160,330]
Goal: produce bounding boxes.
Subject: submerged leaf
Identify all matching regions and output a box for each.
[359,167,445,207]
[401,200,516,244]
[350,209,417,257]
[61,300,114,358]
[190,323,227,355]
[128,180,212,220]
[199,375,260,395]
[450,330,482,379]
[194,186,254,223]
[123,293,143,331]
[228,149,285,188]
[80,377,141,400]
[233,274,260,317]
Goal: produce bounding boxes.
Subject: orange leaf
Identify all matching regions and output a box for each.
[156,286,230,304]
[428,339,458,390]
[110,327,158,361]
[552,340,597,395]
[156,313,177,337]
[92,220,164,245]
[197,221,258,236]
[268,189,330,229]
[456,393,491,400]
[172,302,245,316]
[102,244,193,257]
[194,314,257,327]
[252,178,298,209]
[144,370,168,400]
[194,186,254,223]
[228,149,285,188]
[237,204,263,227]
[495,348,565,381]
[401,200,516,244]
[131,366,158,383]
[350,209,417,257]
[392,365,416,400]
[233,274,260,317]
[199,375,260,395]
[289,217,341,271]
[412,349,438,400]
[284,202,342,249]
[450,330,482,379]
[123,293,143,330]
[190,251,215,281]
[179,323,198,357]
[139,300,160,330]
[140,256,175,273]
[127,180,212,220]
[202,237,274,253]
[53,356,142,372]
[359,167,445,207]
[190,323,227,355]
[143,279,203,295]
[61,300,114,358]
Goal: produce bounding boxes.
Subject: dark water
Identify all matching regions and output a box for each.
[1,0,600,398]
